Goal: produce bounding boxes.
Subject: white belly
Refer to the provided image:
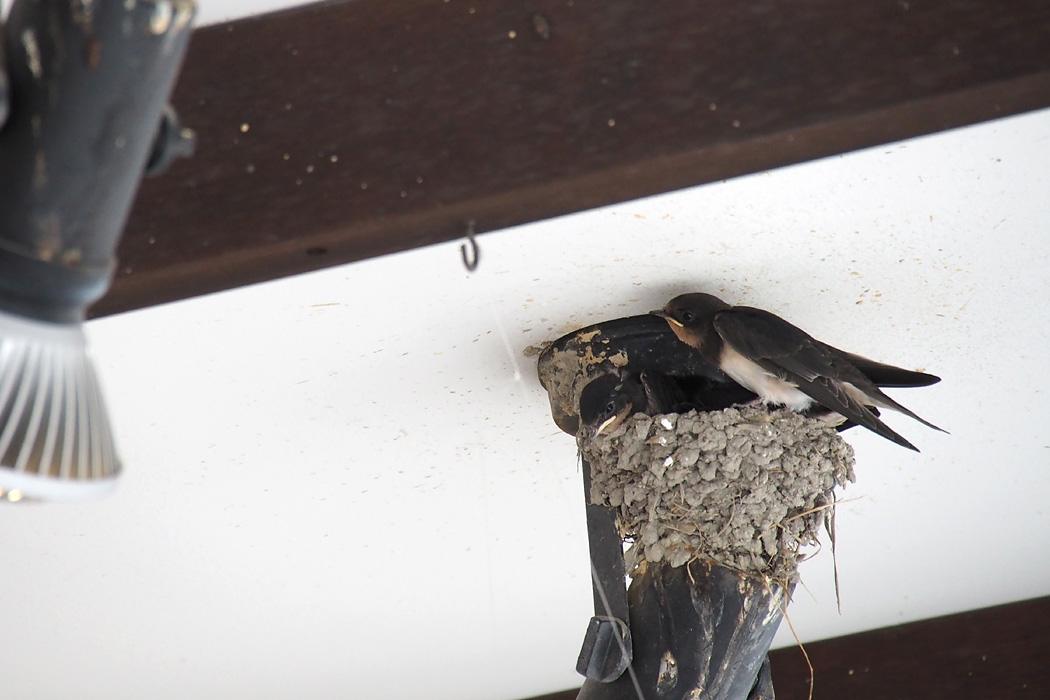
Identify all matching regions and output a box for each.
[720,346,814,410]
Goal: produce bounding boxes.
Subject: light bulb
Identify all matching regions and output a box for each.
[0,311,119,502]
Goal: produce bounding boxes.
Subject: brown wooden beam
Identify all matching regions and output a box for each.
[94,0,1050,317]
[524,595,1050,700]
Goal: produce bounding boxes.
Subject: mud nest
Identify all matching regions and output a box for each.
[579,407,856,583]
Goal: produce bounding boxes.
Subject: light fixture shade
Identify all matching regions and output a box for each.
[0,0,196,501]
[0,311,119,502]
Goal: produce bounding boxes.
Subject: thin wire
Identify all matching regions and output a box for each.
[459,230,521,386]
[486,301,524,384]
[461,239,641,699]
[765,575,813,700]
[589,559,648,700]
[826,493,842,615]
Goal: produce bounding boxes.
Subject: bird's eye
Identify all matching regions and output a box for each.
[680,310,695,322]
[604,401,616,416]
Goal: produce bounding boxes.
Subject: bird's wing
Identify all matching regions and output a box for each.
[777,370,919,450]
[714,307,921,450]
[638,370,689,414]
[712,306,837,382]
[688,379,758,411]
[835,349,941,388]
[822,347,946,432]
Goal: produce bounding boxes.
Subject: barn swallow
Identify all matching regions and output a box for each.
[579,368,884,440]
[653,293,946,451]
[579,369,758,438]
[579,371,673,438]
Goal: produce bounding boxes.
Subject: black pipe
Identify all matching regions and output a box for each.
[577,457,633,682]
[0,27,8,130]
[0,0,195,322]
[577,561,786,700]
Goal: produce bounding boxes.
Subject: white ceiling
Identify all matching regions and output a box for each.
[190,0,316,26]
[0,0,309,26]
[3,4,1050,700]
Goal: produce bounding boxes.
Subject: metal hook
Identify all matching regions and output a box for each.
[460,220,480,272]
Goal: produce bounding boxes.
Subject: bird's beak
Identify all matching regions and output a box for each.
[594,415,618,437]
[651,309,683,327]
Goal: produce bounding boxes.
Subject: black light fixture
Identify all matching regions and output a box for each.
[0,0,196,501]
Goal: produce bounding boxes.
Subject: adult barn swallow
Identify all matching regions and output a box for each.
[654,293,946,451]
[578,367,885,441]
